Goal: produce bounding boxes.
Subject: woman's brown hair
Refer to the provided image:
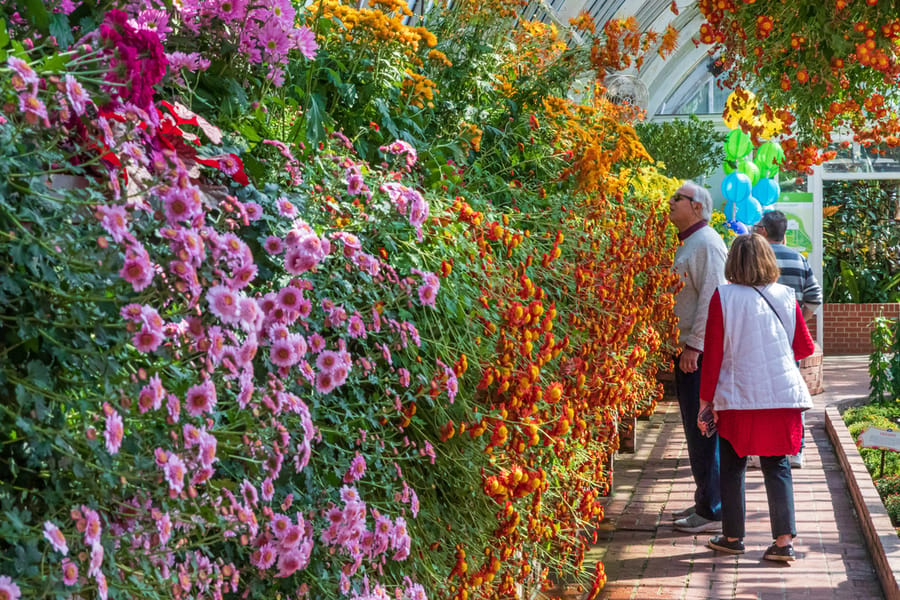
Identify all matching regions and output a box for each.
[724,233,781,286]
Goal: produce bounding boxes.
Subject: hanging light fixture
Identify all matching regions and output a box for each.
[603,69,649,109]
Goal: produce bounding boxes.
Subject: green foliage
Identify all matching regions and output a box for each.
[634,115,725,181]
[844,404,900,484]
[823,180,900,303]
[884,494,900,527]
[875,474,900,498]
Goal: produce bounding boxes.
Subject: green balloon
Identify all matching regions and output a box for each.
[725,129,753,161]
[722,159,736,175]
[754,141,785,178]
[737,158,760,186]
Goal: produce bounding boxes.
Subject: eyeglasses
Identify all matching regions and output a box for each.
[670,193,693,203]
[753,225,766,233]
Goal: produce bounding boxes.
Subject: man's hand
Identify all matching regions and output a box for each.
[679,347,700,373]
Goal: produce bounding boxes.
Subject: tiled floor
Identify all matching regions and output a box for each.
[585,355,885,600]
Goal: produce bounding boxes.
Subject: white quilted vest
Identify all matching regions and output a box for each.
[713,283,813,412]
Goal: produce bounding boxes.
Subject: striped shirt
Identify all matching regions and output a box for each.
[770,243,823,307]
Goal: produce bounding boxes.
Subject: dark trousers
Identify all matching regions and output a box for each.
[674,354,721,521]
[720,436,797,539]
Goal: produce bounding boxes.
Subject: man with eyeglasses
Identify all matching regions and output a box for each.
[667,180,727,533]
[752,210,822,468]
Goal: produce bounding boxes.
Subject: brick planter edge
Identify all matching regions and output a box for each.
[825,405,900,600]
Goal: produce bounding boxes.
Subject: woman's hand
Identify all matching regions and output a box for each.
[697,400,717,435]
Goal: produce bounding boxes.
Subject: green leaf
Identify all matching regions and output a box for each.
[305,93,327,144]
[48,14,73,50]
[23,0,50,31]
[0,19,10,49]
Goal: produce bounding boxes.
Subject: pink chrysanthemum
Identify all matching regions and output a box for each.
[284,245,322,275]
[88,542,104,577]
[270,514,291,537]
[104,410,124,454]
[330,365,349,388]
[276,197,297,218]
[343,454,366,483]
[347,314,366,339]
[64,73,91,116]
[96,571,108,600]
[264,236,284,255]
[164,454,186,494]
[83,507,102,546]
[252,543,278,570]
[191,466,214,486]
[417,282,439,307]
[276,286,303,311]
[197,430,218,467]
[158,512,172,545]
[279,524,304,550]
[119,245,155,291]
[275,548,306,578]
[346,171,365,196]
[165,51,211,73]
[296,298,312,319]
[182,423,202,448]
[19,93,49,126]
[315,350,341,373]
[229,263,257,289]
[43,521,68,555]
[241,480,259,506]
[95,204,129,243]
[244,202,263,221]
[0,576,20,600]
[290,333,308,357]
[309,333,325,353]
[61,558,78,586]
[270,338,298,368]
[315,371,336,395]
[133,324,163,353]
[206,285,242,324]
[294,26,318,60]
[138,374,165,413]
[185,380,217,417]
[8,56,37,90]
[261,477,275,501]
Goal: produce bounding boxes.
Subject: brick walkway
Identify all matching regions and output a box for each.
[588,355,884,600]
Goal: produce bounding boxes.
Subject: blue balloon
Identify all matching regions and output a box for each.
[726,220,748,235]
[752,177,780,207]
[723,200,738,222]
[736,196,763,226]
[721,172,753,204]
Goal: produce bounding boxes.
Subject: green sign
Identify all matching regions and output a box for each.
[774,191,813,256]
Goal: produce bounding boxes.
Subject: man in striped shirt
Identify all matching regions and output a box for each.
[754,211,823,320]
[754,210,823,468]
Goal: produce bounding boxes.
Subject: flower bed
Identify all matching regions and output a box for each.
[0,3,679,599]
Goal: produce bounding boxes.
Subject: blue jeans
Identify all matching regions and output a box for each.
[720,436,796,539]
[674,353,721,521]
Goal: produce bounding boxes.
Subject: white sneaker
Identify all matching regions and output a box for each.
[789,451,804,469]
[674,513,721,533]
[747,455,761,469]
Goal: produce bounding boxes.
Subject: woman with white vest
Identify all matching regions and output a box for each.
[697,234,814,562]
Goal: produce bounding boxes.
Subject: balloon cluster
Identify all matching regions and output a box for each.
[720,129,784,232]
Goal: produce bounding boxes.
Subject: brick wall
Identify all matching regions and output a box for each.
[821,303,900,355]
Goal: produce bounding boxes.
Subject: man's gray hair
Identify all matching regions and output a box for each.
[683,181,713,221]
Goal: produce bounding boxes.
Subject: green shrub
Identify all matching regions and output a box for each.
[876,475,900,499]
[634,115,725,181]
[885,494,900,526]
[845,404,900,482]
